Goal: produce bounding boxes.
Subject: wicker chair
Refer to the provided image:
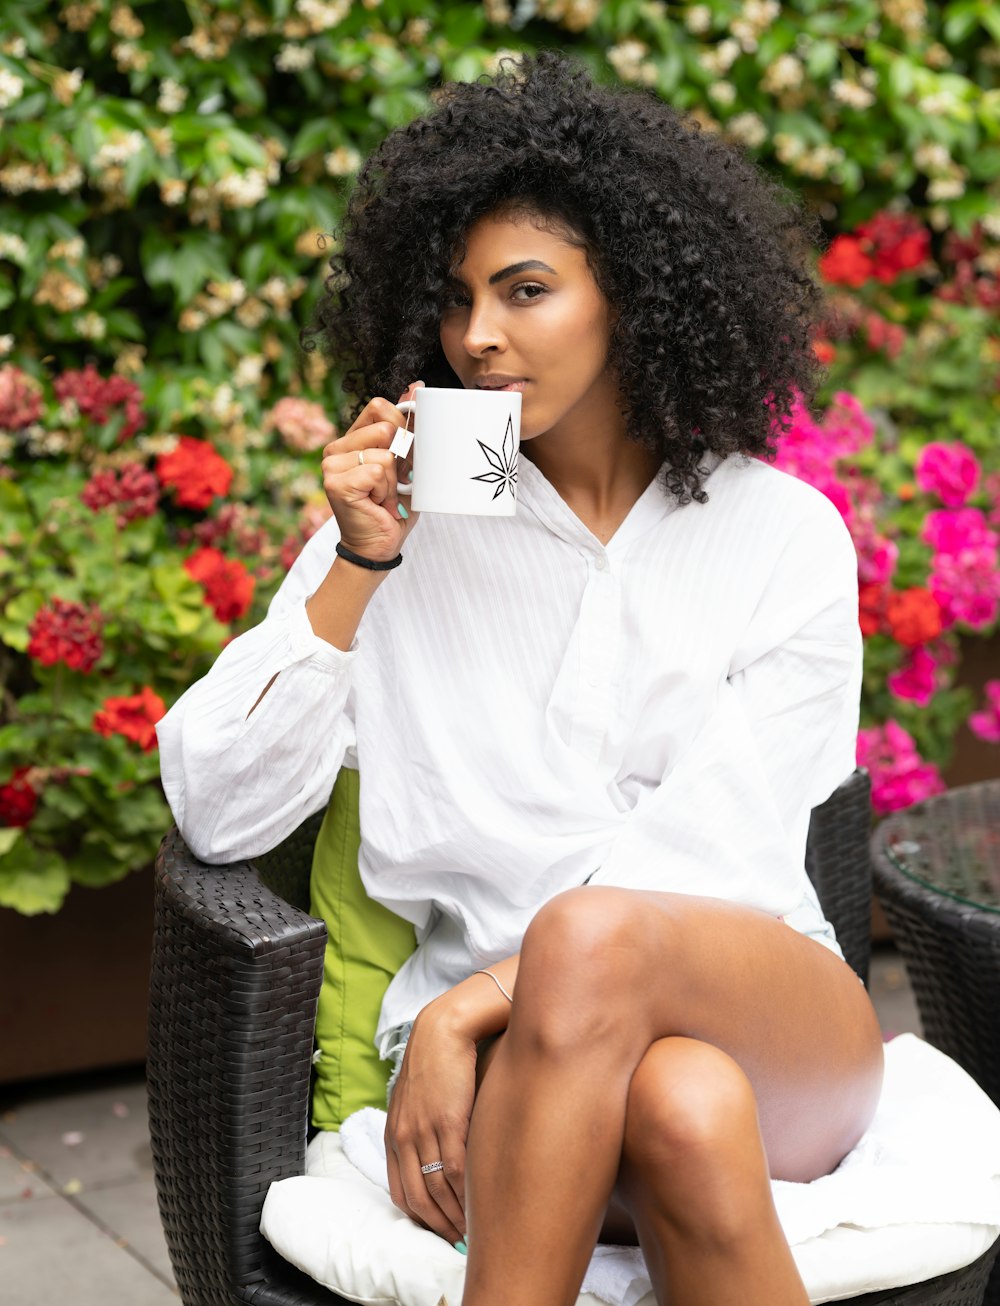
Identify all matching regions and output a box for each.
[147,767,999,1306]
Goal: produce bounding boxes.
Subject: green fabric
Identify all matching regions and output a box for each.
[309,766,418,1131]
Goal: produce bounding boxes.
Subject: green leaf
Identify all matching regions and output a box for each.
[0,841,71,915]
[0,828,22,856]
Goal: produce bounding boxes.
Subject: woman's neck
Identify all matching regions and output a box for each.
[520,391,662,530]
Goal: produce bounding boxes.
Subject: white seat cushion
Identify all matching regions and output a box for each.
[261,1035,1000,1305]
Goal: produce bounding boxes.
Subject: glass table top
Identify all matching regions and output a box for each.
[880,778,1000,915]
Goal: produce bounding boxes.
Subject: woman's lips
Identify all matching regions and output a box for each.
[476,380,527,393]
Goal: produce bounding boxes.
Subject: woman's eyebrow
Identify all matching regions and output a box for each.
[488,259,557,284]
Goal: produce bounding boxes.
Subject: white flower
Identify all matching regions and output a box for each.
[607,43,657,85]
[214,169,269,208]
[725,111,768,150]
[927,176,966,201]
[0,334,13,357]
[743,0,780,26]
[324,146,361,176]
[53,165,84,193]
[699,38,741,77]
[0,69,25,111]
[73,311,107,341]
[773,132,806,165]
[708,81,736,106]
[918,92,958,116]
[981,213,1000,241]
[94,132,144,170]
[232,354,265,389]
[914,142,951,173]
[295,0,351,31]
[275,43,315,72]
[0,233,28,264]
[831,80,876,111]
[2,37,27,58]
[761,53,804,93]
[684,5,712,34]
[157,78,188,114]
[160,178,186,206]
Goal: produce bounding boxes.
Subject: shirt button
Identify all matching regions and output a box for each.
[594,556,609,572]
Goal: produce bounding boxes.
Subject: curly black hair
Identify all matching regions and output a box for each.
[305,50,829,506]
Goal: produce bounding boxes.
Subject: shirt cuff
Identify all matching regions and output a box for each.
[287,597,360,671]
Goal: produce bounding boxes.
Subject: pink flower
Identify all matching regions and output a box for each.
[915,441,981,507]
[921,508,1000,631]
[266,398,336,453]
[0,365,43,430]
[887,646,944,707]
[856,721,947,815]
[855,531,898,587]
[969,681,1000,744]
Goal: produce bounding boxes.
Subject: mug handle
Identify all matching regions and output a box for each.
[390,400,415,494]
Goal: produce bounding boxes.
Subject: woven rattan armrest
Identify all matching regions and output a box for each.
[148,825,340,1306]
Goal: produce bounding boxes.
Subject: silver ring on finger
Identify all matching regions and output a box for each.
[357,449,366,465]
[420,1160,444,1175]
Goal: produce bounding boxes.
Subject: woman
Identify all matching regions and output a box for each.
[158,52,884,1306]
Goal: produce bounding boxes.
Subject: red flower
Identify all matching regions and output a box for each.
[156,436,234,511]
[886,587,943,647]
[0,766,38,827]
[27,599,104,673]
[818,236,874,288]
[93,687,167,753]
[184,546,255,622]
[81,462,159,526]
[819,213,931,289]
[858,582,887,638]
[0,365,44,430]
[54,365,145,440]
[856,212,932,284]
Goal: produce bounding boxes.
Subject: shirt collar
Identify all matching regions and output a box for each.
[517,450,724,556]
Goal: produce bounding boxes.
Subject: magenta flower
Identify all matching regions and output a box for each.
[856,721,947,814]
[887,646,941,707]
[921,508,1000,630]
[969,681,1000,744]
[915,441,981,507]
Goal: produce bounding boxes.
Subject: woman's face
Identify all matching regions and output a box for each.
[438,209,619,442]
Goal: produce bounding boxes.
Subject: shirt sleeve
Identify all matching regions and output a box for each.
[586,496,863,916]
[155,515,360,864]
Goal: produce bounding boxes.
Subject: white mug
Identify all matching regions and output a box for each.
[390,386,521,516]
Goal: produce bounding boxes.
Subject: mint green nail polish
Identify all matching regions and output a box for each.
[407,469,414,482]
[454,1240,467,1255]
[397,502,409,519]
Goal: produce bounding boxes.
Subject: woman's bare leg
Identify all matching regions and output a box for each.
[460,886,883,1306]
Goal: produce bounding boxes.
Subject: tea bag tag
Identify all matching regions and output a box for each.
[389,404,414,459]
[389,427,413,458]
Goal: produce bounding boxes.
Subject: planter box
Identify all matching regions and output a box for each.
[0,867,153,1085]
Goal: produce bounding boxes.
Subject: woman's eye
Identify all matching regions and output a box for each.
[512,282,547,301]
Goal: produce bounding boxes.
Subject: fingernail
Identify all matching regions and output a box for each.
[397,502,409,519]
[454,1240,467,1255]
[407,469,414,482]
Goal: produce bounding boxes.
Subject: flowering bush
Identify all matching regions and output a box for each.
[0,364,333,912]
[0,2,999,910]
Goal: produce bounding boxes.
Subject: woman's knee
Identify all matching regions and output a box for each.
[619,1038,768,1240]
[512,887,657,1055]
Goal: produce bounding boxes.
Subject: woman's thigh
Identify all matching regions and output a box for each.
[475,889,884,1185]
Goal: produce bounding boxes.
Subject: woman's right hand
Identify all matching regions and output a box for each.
[320,380,423,563]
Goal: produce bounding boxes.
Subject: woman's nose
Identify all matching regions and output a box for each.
[461,300,506,356]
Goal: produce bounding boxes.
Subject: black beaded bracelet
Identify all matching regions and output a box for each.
[335,541,403,571]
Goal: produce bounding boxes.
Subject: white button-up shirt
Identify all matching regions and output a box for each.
[156,450,863,1050]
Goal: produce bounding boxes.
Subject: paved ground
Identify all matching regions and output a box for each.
[0,944,921,1306]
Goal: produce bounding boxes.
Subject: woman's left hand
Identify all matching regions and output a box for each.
[384,1006,478,1243]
